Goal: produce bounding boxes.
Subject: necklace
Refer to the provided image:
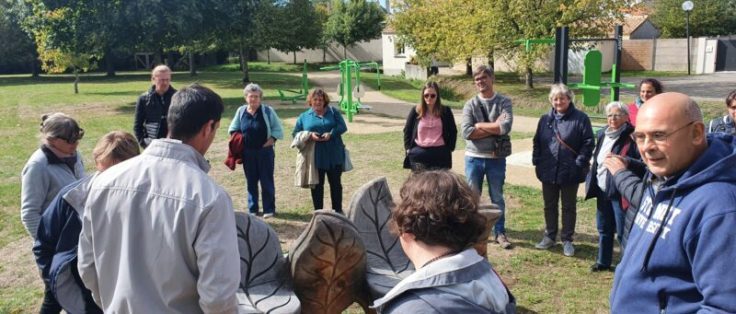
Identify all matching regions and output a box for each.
[421,251,456,268]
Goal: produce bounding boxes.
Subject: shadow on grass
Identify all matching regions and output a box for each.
[517,306,540,314]
[504,228,601,262]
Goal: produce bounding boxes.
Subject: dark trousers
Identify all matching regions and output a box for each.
[596,197,626,267]
[311,166,343,212]
[542,183,578,242]
[243,146,276,214]
[40,284,62,314]
[408,145,451,171]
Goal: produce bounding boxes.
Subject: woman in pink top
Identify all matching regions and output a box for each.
[627,78,663,126]
[403,82,457,171]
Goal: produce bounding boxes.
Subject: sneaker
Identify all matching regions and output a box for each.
[263,213,275,219]
[495,234,513,250]
[563,241,575,257]
[535,237,556,250]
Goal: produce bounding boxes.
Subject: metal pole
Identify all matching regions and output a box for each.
[612,25,623,102]
[686,11,691,75]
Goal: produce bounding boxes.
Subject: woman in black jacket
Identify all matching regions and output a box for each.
[402,82,457,171]
[532,84,594,257]
[584,102,640,272]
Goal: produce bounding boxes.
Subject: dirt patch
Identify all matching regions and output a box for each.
[0,238,43,305]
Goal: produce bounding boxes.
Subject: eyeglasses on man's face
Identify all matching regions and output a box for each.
[630,121,694,145]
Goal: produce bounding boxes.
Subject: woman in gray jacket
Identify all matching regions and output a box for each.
[372,170,515,313]
[21,112,85,313]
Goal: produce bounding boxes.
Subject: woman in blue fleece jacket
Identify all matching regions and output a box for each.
[34,131,139,314]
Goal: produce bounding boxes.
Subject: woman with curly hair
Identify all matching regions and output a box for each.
[371,170,515,313]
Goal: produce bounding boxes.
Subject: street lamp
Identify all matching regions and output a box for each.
[682,0,694,75]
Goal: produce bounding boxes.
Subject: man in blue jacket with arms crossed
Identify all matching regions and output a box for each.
[609,92,736,313]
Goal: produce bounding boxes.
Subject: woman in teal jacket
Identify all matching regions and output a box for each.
[292,88,348,213]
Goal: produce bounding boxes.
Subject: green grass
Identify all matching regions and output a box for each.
[202,61,339,73]
[1,69,615,313]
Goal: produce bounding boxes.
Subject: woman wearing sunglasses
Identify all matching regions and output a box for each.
[402,81,457,171]
[21,112,85,313]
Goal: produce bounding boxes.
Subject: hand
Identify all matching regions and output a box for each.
[321,133,331,141]
[603,153,628,175]
[309,132,321,141]
[495,112,507,123]
[263,137,275,147]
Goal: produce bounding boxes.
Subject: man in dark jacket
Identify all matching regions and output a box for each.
[609,92,736,313]
[134,65,176,148]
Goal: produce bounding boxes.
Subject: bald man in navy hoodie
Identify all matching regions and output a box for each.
[609,92,736,313]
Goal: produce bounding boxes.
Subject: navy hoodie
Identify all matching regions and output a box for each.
[610,133,736,313]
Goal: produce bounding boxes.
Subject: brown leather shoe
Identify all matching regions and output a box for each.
[496,234,513,250]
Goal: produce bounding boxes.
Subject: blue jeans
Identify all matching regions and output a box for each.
[596,196,626,267]
[465,156,507,235]
[243,146,276,214]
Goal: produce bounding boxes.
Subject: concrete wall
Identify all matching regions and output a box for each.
[696,38,718,74]
[622,39,654,70]
[653,38,699,72]
[256,39,382,64]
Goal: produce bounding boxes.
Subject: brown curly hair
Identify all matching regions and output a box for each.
[391,170,486,252]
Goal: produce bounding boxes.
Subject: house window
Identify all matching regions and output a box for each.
[394,42,405,57]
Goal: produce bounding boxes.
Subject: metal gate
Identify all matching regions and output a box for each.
[716,39,736,71]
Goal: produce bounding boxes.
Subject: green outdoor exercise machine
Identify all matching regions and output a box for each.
[277,60,309,104]
[515,25,634,107]
[320,60,381,122]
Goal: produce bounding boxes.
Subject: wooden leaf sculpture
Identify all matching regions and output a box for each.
[346,177,414,300]
[235,212,301,314]
[289,210,367,314]
[474,204,502,257]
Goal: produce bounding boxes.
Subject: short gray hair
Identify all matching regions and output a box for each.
[243,83,263,97]
[151,65,171,77]
[39,112,83,144]
[548,83,575,104]
[473,65,494,78]
[605,101,629,116]
[686,98,703,123]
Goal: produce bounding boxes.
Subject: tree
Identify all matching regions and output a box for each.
[651,0,736,37]
[26,0,100,93]
[276,0,322,64]
[324,0,385,58]
[0,0,37,75]
[392,0,631,88]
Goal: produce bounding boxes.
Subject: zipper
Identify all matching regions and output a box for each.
[658,290,668,314]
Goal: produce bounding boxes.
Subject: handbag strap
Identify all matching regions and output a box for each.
[553,120,578,155]
[476,96,491,123]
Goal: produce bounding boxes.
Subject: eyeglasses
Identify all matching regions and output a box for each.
[630,121,694,145]
[423,94,437,99]
[59,128,85,144]
[607,114,626,119]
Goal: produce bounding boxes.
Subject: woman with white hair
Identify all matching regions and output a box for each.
[532,84,594,257]
[584,102,640,271]
[21,112,85,313]
[228,83,284,218]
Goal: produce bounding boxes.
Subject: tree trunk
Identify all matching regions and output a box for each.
[343,45,347,59]
[188,53,196,76]
[487,50,494,70]
[525,66,534,89]
[31,48,40,77]
[167,51,175,69]
[239,43,250,84]
[293,51,297,64]
[105,52,116,77]
[465,57,472,77]
[267,50,271,64]
[322,47,326,63]
[73,66,79,94]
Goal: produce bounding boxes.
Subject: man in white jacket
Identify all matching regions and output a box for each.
[78,84,240,313]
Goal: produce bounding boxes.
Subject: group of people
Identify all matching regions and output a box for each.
[19,62,736,313]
